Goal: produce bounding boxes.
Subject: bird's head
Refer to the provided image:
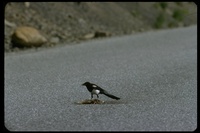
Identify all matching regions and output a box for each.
[82,82,90,86]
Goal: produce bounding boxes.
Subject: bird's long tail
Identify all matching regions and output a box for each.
[103,90,120,100]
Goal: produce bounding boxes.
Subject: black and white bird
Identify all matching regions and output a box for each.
[82,82,120,100]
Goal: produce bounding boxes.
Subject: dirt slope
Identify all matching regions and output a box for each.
[4,2,197,52]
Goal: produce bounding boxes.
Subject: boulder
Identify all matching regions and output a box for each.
[11,26,47,47]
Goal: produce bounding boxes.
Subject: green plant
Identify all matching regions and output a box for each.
[153,3,160,9]
[131,10,139,17]
[154,13,165,29]
[172,9,188,21]
[153,2,168,10]
[159,2,168,10]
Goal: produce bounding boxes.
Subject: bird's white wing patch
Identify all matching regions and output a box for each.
[92,85,97,88]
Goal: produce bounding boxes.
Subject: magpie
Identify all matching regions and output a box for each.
[82,82,120,100]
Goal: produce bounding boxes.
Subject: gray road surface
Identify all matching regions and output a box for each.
[5,26,197,131]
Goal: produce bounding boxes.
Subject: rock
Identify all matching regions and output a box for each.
[139,28,144,32]
[24,2,30,8]
[50,37,60,44]
[82,33,95,40]
[78,18,86,25]
[5,19,16,27]
[94,31,111,38]
[81,31,111,40]
[11,26,47,47]
[67,14,73,19]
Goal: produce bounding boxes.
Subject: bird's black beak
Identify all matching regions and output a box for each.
[82,82,87,86]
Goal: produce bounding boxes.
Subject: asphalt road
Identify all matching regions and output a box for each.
[5,26,197,131]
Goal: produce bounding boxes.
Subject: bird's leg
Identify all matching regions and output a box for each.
[91,94,93,100]
[97,94,99,99]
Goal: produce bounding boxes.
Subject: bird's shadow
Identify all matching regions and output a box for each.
[74,99,125,105]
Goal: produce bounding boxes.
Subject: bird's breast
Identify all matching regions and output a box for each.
[92,89,100,94]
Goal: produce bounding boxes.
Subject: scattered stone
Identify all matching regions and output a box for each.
[11,26,47,47]
[76,99,105,104]
[78,18,86,25]
[5,19,16,27]
[4,36,11,52]
[139,28,144,32]
[81,31,111,40]
[67,14,73,19]
[131,30,136,34]
[94,31,112,38]
[50,37,60,44]
[24,2,30,8]
[82,33,95,40]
